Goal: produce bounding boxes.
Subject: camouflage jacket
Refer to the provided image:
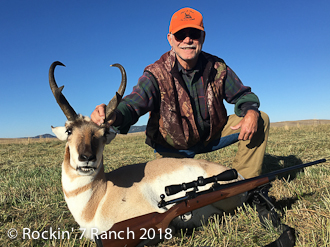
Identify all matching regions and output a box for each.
[144,50,228,150]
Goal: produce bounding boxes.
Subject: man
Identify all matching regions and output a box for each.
[91,7,269,179]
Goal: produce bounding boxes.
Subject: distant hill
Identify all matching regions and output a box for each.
[270,119,330,127]
[27,126,147,139]
[31,134,56,139]
[128,125,146,133]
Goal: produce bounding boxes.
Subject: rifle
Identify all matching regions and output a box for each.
[95,158,326,247]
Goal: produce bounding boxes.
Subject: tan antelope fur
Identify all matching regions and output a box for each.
[49,61,247,241]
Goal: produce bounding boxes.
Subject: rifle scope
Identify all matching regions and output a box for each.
[165,168,238,196]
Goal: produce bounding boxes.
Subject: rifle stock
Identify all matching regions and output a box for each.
[96,158,326,247]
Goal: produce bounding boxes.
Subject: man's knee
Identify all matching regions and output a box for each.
[246,111,269,148]
[259,111,270,128]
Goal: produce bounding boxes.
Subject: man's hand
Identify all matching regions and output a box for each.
[230,110,259,141]
[91,104,116,127]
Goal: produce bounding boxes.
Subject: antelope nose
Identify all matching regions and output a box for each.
[79,154,96,162]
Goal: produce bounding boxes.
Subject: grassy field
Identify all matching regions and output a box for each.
[0,123,329,246]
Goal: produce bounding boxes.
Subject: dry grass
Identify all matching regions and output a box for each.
[0,138,57,145]
[0,123,329,246]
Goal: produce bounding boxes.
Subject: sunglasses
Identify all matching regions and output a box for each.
[173,28,202,41]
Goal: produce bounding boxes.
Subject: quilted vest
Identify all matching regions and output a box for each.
[144,50,228,150]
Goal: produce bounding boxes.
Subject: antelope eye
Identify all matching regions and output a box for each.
[66,128,72,135]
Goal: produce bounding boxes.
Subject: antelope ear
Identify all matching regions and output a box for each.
[51,126,68,141]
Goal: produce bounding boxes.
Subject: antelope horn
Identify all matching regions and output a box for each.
[104,63,127,123]
[49,61,78,121]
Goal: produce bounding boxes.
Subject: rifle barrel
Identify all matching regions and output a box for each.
[211,158,327,193]
[259,158,326,182]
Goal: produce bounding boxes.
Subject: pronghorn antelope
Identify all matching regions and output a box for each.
[49,61,247,243]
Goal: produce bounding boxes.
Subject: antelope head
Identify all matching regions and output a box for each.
[49,61,126,176]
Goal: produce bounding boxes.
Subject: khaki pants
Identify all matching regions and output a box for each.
[155,111,270,179]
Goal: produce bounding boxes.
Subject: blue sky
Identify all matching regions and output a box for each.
[1,0,329,138]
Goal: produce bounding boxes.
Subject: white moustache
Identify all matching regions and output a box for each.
[180,45,196,49]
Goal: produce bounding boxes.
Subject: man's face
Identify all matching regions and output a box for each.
[167,28,205,69]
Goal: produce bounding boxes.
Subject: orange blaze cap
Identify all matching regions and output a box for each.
[169,7,204,34]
